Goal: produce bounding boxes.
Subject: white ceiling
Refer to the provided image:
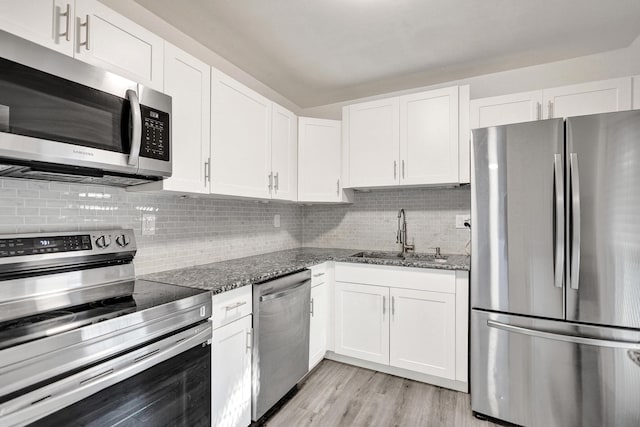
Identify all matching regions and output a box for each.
[134,0,640,108]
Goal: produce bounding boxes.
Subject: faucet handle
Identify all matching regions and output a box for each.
[430,247,442,257]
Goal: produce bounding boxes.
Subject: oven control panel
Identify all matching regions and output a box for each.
[0,235,91,257]
[0,230,137,258]
[140,105,170,162]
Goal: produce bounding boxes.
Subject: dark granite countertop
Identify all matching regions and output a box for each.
[142,247,470,294]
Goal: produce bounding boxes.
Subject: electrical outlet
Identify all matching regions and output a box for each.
[274,214,281,228]
[142,214,156,235]
[456,214,470,229]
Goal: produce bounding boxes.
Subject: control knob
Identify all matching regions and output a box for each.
[95,235,111,249]
[115,234,130,247]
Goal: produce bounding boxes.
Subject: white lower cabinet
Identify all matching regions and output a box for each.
[309,282,328,369]
[212,314,252,427]
[389,287,455,379]
[334,282,389,365]
[211,287,253,427]
[331,264,468,389]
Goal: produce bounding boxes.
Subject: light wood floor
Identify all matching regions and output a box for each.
[264,360,499,427]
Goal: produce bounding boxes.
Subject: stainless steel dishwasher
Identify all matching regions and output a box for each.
[252,269,311,421]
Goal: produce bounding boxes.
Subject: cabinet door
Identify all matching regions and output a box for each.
[399,87,459,185]
[390,287,455,379]
[271,104,297,201]
[211,69,272,199]
[212,315,252,427]
[334,282,389,365]
[162,43,210,194]
[0,0,74,56]
[298,118,342,202]
[74,0,164,90]
[470,91,543,129]
[347,98,399,187]
[543,77,632,119]
[633,76,640,110]
[309,282,328,370]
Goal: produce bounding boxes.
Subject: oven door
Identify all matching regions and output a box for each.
[0,322,211,427]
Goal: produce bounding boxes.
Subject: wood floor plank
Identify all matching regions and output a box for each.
[265,360,499,427]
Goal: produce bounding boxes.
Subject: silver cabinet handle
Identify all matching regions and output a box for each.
[393,161,397,180]
[536,102,542,120]
[312,272,325,278]
[225,301,247,311]
[382,295,386,316]
[126,89,142,166]
[391,296,395,317]
[246,329,252,351]
[268,172,273,191]
[59,4,71,42]
[487,320,640,350]
[274,172,279,191]
[80,14,90,50]
[553,154,564,288]
[569,153,581,290]
[310,298,315,317]
[401,160,405,179]
[547,100,553,118]
[336,178,340,196]
[204,158,210,183]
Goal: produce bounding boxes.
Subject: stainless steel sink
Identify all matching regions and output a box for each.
[349,251,450,263]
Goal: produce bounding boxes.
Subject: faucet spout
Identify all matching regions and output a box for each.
[396,208,414,255]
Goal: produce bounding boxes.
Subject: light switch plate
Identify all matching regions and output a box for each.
[456,214,470,229]
[274,214,281,228]
[142,214,156,235]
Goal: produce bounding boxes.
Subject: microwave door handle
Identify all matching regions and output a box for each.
[126,89,142,166]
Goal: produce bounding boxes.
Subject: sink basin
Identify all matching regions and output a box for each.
[349,251,405,261]
[350,251,450,263]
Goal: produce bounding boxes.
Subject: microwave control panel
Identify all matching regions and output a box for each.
[140,105,170,161]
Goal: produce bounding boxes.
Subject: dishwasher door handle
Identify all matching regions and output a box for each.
[259,281,308,302]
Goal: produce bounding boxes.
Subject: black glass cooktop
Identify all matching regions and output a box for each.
[0,280,207,350]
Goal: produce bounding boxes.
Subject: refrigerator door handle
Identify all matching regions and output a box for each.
[487,320,640,350]
[553,154,564,288]
[569,153,581,290]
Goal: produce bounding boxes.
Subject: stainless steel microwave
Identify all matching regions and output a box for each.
[0,30,171,187]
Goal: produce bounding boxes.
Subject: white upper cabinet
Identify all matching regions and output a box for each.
[74,0,164,91]
[0,0,74,56]
[399,87,459,185]
[346,98,400,187]
[270,104,298,201]
[633,76,640,110]
[334,282,389,365]
[389,287,456,379]
[211,69,272,199]
[160,43,211,194]
[344,85,467,188]
[298,118,344,203]
[542,77,632,119]
[470,91,543,129]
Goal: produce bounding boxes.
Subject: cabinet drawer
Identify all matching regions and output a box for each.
[212,285,252,329]
[335,263,455,294]
[310,263,328,287]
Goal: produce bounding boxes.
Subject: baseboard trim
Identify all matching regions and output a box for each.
[324,351,469,393]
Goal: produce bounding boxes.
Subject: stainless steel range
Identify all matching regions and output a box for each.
[0,229,212,426]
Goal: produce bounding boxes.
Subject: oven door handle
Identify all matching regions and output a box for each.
[126,88,142,166]
[0,322,211,426]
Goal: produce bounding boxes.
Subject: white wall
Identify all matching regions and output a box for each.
[301,35,640,119]
[98,0,301,114]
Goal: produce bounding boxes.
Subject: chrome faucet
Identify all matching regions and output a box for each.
[396,209,415,255]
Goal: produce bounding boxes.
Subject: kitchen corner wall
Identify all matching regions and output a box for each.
[0,178,302,275]
[302,187,471,254]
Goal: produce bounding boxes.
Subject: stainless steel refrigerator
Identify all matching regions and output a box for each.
[470,111,640,427]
